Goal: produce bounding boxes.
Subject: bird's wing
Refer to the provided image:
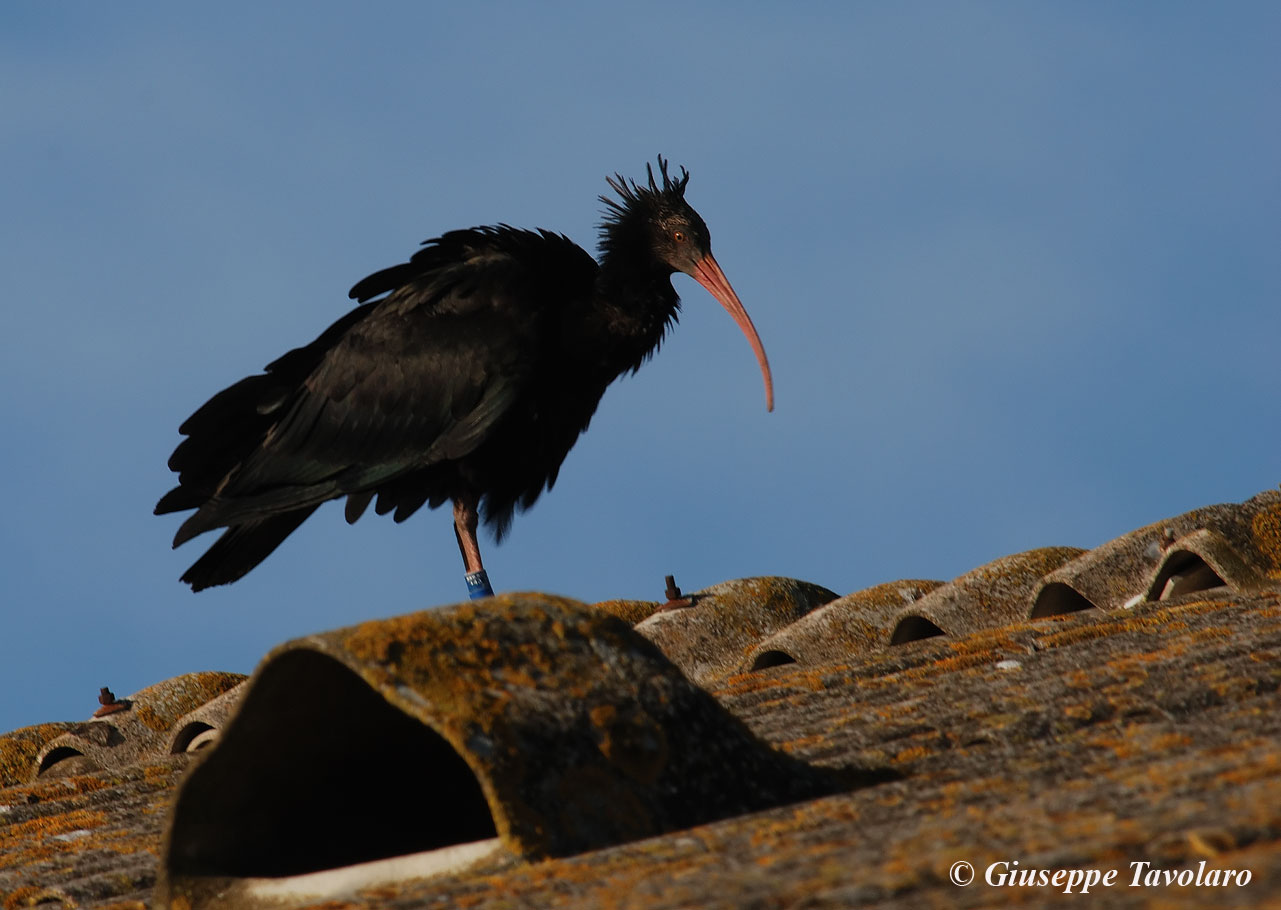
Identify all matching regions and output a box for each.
[231,248,541,490]
[173,228,596,540]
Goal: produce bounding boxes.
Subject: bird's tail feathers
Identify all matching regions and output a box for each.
[167,375,285,484]
[171,480,345,547]
[180,507,320,591]
[155,484,205,515]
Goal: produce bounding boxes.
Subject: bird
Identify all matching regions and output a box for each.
[156,157,773,597]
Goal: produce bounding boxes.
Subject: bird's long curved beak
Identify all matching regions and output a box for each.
[690,253,774,412]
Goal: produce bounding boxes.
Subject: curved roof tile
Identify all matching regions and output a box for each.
[742,579,944,671]
[1031,489,1281,617]
[158,593,872,908]
[888,547,1085,644]
[633,576,838,684]
[10,673,245,784]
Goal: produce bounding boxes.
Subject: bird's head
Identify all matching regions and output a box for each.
[599,157,774,411]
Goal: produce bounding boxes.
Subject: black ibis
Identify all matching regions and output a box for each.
[156,157,773,597]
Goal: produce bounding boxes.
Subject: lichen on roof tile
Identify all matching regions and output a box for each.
[0,755,188,907]
[888,547,1084,644]
[1250,493,1281,579]
[165,681,246,755]
[125,671,246,735]
[0,723,74,789]
[30,672,246,783]
[158,593,867,908]
[1031,489,1281,618]
[1144,492,1281,602]
[633,576,838,684]
[742,579,944,671]
[8,491,1281,910]
[590,598,663,625]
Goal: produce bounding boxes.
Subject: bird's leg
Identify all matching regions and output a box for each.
[453,495,493,599]
[452,496,485,572]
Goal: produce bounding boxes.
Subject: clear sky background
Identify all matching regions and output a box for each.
[2,3,1278,733]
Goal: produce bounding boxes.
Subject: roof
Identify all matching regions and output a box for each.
[2,489,1279,908]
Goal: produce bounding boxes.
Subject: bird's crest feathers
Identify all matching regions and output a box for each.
[600,155,690,219]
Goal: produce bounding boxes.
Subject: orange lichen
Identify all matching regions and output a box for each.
[7,774,115,805]
[1250,502,1281,578]
[2,886,76,909]
[1035,612,1190,650]
[769,666,828,692]
[893,744,930,763]
[1217,751,1281,785]
[130,672,246,733]
[0,723,71,789]
[947,632,1025,656]
[0,808,109,869]
[1063,704,1094,722]
[591,599,662,624]
[899,650,998,678]
[133,701,171,734]
[142,762,178,786]
[589,704,670,786]
[1149,731,1194,751]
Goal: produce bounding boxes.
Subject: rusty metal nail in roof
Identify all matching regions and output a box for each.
[93,686,128,718]
[660,574,694,611]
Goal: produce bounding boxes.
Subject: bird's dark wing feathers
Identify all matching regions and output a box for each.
[164,226,597,547]
[348,227,574,305]
[155,300,381,516]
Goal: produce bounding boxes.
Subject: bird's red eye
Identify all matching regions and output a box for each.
[673,230,687,243]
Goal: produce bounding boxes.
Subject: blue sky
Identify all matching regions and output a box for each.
[2,3,1278,733]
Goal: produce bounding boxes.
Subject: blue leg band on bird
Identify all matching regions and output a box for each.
[466,570,494,599]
